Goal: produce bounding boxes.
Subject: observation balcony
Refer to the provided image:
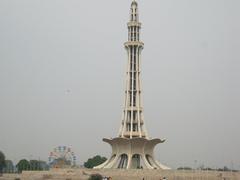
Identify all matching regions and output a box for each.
[124,107,143,111]
[124,41,144,47]
[123,131,146,138]
[127,22,142,27]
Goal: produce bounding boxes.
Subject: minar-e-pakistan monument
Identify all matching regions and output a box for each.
[95,0,170,170]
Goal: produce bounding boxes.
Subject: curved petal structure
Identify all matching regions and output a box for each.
[94,138,170,170]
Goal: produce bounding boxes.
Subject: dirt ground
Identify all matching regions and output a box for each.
[0,168,239,180]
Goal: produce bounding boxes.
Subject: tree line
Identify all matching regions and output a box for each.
[0,150,107,175]
[0,151,49,175]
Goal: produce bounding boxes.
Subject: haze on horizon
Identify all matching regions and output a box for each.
[0,0,239,169]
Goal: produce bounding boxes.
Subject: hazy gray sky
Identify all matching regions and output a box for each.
[0,0,239,169]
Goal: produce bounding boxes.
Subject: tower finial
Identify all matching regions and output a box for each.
[131,0,137,5]
[130,0,139,22]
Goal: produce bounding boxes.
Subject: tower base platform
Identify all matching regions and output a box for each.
[94,137,170,170]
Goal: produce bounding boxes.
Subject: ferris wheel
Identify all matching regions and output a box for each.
[48,146,76,168]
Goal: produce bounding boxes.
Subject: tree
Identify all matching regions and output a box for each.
[29,160,48,171]
[177,167,192,170]
[16,159,30,173]
[88,174,103,180]
[84,155,107,169]
[30,160,42,171]
[223,166,230,171]
[3,160,14,173]
[38,161,49,171]
[0,151,6,176]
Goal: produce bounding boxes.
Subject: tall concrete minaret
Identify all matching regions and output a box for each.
[119,0,148,139]
[94,0,170,170]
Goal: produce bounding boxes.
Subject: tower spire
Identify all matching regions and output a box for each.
[118,0,148,139]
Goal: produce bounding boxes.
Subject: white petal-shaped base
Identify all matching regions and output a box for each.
[94,137,170,170]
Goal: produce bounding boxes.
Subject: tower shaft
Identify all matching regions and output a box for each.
[119,1,148,139]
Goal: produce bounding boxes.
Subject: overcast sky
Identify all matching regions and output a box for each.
[0,0,239,169]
